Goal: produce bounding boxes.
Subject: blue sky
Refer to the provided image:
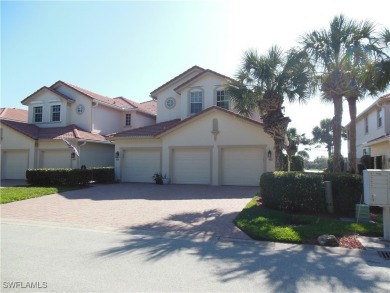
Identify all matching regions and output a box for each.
[2,0,389,158]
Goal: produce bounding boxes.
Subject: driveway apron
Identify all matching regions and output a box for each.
[1,183,257,240]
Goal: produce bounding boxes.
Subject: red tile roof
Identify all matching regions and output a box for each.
[150,65,205,98]
[173,69,234,93]
[0,108,28,122]
[111,106,263,138]
[110,119,181,138]
[1,119,107,141]
[113,97,157,115]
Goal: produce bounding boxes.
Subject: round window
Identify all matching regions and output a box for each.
[165,97,176,109]
[76,104,85,114]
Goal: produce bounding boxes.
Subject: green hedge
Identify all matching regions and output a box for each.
[260,172,364,217]
[260,172,326,213]
[323,173,363,217]
[26,167,115,186]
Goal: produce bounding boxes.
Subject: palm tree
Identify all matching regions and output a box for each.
[227,46,314,170]
[285,127,310,171]
[312,118,334,158]
[301,15,361,172]
[343,24,390,173]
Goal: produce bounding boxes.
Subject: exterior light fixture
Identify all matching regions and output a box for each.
[71,152,76,160]
[268,150,272,160]
[363,149,367,156]
[115,151,120,160]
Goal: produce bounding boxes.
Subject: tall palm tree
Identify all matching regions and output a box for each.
[301,15,360,172]
[227,46,314,170]
[343,24,390,173]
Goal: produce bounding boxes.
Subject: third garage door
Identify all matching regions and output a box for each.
[172,148,211,184]
[222,147,264,186]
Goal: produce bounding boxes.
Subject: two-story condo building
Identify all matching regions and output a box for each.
[0,81,156,179]
[346,93,390,170]
[110,66,275,186]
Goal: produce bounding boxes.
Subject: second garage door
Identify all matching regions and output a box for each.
[122,149,161,183]
[172,148,211,184]
[221,147,264,186]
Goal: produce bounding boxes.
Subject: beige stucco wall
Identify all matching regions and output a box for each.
[25,89,70,128]
[370,141,390,169]
[162,110,274,185]
[1,123,36,176]
[121,111,156,131]
[114,109,275,185]
[179,74,228,120]
[155,68,204,123]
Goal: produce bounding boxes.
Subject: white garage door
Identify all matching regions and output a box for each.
[222,147,264,186]
[172,148,211,184]
[41,150,71,168]
[122,149,161,183]
[2,150,29,179]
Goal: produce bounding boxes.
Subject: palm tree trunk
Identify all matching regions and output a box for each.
[332,95,343,172]
[274,138,285,171]
[347,96,357,174]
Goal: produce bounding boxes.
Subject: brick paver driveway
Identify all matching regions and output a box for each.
[1,183,258,240]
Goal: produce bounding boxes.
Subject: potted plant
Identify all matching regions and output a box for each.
[152,172,169,185]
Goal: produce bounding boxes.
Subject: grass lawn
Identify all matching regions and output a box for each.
[235,196,383,245]
[0,186,82,204]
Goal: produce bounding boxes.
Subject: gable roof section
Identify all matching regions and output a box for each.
[113,97,157,116]
[111,106,263,138]
[1,119,106,141]
[173,69,235,93]
[149,65,205,99]
[0,108,28,122]
[21,86,75,105]
[110,119,181,138]
[51,81,118,107]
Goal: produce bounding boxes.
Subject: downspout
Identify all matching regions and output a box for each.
[78,141,87,168]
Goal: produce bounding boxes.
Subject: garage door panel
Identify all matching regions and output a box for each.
[173,149,211,184]
[2,150,29,179]
[222,147,264,186]
[122,149,161,183]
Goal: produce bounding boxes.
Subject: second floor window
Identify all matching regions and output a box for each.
[51,105,61,122]
[190,91,203,114]
[33,106,43,123]
[377,108,383,128]
[365,116,369,134]
[126,113,131,126]
[216,90,229,109]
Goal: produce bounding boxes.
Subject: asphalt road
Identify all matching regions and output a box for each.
[1,220,390,293]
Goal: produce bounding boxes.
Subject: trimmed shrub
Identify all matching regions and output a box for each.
[26,167,114,186]
[323,173,363,217]
[90,167,115,183]
[260,172,326,213]
[260,171,364,217]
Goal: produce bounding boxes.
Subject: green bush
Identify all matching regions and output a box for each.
[90,167,115,183]
[323,173,363,217]
[260,172,326,213]
[26,167,115,186]
[260,171,364,217]
[283,155,304,171]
